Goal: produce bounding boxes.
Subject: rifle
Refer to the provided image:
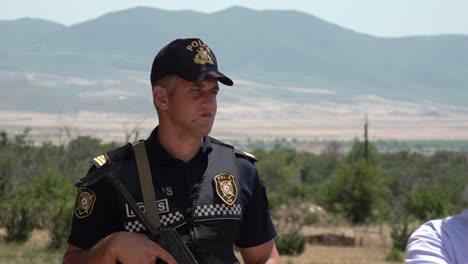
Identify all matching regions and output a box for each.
[78,164,198,264]
[108,168,197,263]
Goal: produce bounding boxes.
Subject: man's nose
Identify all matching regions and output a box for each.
[201,92,217,107]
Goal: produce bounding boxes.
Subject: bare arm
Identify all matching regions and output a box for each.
[62,231,176,264]
[239,239,280,264]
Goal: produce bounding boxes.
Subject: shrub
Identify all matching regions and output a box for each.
[268,191,290,210]
[385,247,403,262]
[275,232,306,255]
[48,200,74,249]
[390,220,411,252]
[303,212,321,225]
[29,170,75,249]
[0,184,38,242]
[0,170,75,247]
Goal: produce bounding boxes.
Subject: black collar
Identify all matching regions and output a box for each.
[145,126,212,165]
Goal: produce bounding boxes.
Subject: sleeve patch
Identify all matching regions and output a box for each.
[74,188,96,218]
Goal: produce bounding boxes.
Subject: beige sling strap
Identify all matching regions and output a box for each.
[132,140,161,229]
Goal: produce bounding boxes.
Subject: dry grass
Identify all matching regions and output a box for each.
[235,244,404,264]
[0,230,62,264]
[277,224,405,264]
[280,244,403,264]
[303,224,393,248]
[0,228,404,264]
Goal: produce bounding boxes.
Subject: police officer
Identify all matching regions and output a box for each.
[62,38,280,264]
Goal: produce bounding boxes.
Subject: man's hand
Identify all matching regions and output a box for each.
[63,231,177,264]
[109,232,177,264]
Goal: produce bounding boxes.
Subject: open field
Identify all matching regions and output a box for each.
[1,105,468,145]
[0,226,405,264]
[2,72,468,144]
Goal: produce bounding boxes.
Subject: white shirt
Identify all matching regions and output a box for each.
[406,210,468,264]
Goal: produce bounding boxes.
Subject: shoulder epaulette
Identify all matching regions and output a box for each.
[79,143,132,187]
[209,137,234,149]
[88,143,133,169]
[209,136,256,162]
[234,149,258,163]
[90,154,109,168]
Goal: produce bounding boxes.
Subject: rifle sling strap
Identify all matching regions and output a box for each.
[133,140,161,229]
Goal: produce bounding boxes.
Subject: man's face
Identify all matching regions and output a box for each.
[164,77,219,137]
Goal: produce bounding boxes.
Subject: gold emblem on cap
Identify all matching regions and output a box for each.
[214,173,238,206]
[74,188,96,218]
[194,47,214,65]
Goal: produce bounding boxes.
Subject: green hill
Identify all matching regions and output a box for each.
[0,6,467,112]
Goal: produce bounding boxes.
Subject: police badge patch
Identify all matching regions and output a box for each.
[74,188,96,218]
[213,173,238,206]
[194,47,214,65]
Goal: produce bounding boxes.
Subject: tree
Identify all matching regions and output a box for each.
[321,159,386,223]
[346,139,379,165]
[403,185,454,221]
[318,140,389,223]
[254,147,300,192]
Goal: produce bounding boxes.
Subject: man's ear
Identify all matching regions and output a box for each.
[153,85,169,110]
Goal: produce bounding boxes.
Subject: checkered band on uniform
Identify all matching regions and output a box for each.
[194,204,242,217]
[160,211,184,226]
[124,212,184,232]
[124,220,146,232]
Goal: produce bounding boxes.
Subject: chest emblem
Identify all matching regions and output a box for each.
[214,173,238,206]
[74,188,96,218]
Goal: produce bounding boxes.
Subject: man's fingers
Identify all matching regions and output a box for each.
[154,244,177,264]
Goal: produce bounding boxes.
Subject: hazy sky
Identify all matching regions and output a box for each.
[2,0,468,37]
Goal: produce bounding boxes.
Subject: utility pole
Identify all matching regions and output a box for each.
[364,113,369,163]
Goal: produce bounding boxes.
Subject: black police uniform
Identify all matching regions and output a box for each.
[68,127,277,263]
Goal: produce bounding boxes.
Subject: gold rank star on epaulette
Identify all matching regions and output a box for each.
[90,154,108,168]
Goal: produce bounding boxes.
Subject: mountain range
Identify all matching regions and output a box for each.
[0,6,467,141]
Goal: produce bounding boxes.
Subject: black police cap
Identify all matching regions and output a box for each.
[150,38,234,87]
